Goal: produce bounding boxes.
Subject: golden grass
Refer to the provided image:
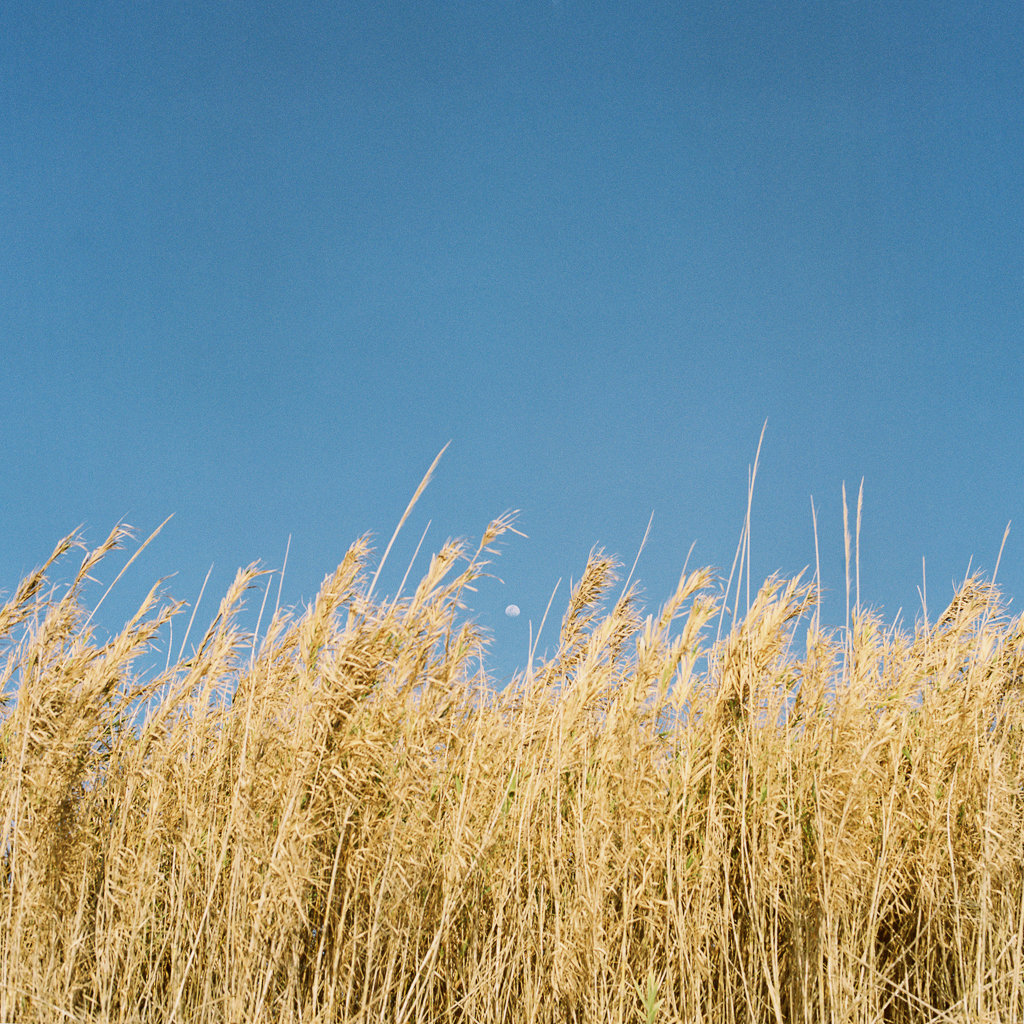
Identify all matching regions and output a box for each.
[2,512,1023,1023]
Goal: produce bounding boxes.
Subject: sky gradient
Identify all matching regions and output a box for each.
[3,0,1022,685]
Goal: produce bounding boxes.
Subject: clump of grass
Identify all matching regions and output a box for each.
[1,511,1023,1023]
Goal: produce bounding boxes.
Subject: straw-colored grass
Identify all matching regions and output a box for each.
[2,511,1023,1023]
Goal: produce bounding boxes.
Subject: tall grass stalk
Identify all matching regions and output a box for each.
[1,517,1023,1023]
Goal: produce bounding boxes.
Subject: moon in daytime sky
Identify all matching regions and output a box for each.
[505,604,520,618]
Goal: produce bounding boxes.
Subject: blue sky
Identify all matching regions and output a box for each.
[2,0,1021,686]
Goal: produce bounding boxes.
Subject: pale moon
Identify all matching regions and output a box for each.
[505,604,520,618]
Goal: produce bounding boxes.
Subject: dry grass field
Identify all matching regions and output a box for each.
[2,501,1023,1022]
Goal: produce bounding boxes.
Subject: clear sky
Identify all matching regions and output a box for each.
[2,0,1022,687]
